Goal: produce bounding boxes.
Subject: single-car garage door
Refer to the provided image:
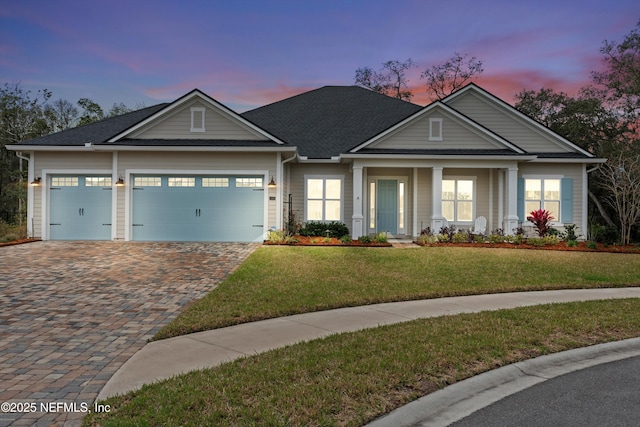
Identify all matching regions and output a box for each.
[131,175,265,242]
[49,176,112,240]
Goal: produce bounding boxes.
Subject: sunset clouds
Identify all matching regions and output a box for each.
[1,0,638,112]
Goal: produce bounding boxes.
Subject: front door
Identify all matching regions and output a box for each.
[377,179,397,234]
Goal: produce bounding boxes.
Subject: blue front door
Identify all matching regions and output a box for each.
[377,179,397,234]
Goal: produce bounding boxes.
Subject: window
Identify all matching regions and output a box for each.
[202,177,229,187]
[190,107,205,132]
[306,177,342,221]
[525,178,561,219]
[168,177,195,187]
[85,177,112,187]
[429,118,443,141]
[134,177,161,187]
[51,177,78,186]
[236,177,263,188]
[369,182,376,228]
[442,179,474,222]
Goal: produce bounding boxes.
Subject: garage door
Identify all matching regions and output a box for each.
[131,175,265,242]
[49,176,112,240]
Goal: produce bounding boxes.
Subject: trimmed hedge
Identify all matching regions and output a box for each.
[299,221,350,238]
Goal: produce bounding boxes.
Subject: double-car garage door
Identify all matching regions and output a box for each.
[49,174,265,242]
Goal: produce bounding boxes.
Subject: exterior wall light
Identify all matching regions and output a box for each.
[116,177,125,186]
[30,177,41,185]
[268,177,276,188]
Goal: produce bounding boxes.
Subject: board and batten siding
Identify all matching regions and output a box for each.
[129,100,265,140]
[446,91,572,153]
[370,107,501,151]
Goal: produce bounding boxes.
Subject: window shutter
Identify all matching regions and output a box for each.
[561,178,573,223]
[517,178,524,221]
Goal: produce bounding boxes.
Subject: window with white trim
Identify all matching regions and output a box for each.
[51,177,78,186]
[442,179,474,222]
[202,177,229,187]
[134,177,161,187]
[429,118,443,141]
[85,177,112,187]
[168,177,195,187]
[190,107,205,132]
[236,177,263,188]
[525,178,561,219]
[305,177,342,221]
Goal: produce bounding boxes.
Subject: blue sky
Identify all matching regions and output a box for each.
[1,0,638,112]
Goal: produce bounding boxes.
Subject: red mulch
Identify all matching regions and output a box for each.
[263,235,392,247]
[416,241,640,254]
[0,238,41,248]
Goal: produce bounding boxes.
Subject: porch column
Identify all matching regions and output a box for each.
[431,167,445,232]
[351,165,364,239]
[504,167,519,234]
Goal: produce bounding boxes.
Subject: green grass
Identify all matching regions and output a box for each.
[86,299,640,427]
[155,246,640,340]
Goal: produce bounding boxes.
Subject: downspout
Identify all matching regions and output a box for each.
[279,152,297,230]
[15,152,34,237]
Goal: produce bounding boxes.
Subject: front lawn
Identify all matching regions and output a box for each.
[87,299,640,426]
[155,246,640,340]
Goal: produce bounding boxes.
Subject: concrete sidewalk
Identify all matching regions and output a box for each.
[98,287,640,401]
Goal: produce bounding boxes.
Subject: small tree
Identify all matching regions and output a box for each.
[598,153,640,244]
[420,52,484,101]
[527,209,555,237]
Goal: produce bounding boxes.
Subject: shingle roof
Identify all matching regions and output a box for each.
[107,138,284,147]
[18,104,169,145]
[241,86,422,158]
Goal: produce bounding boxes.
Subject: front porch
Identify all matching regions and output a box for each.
[350,161,522,239]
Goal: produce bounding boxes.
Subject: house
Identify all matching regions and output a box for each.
[7,84,605,242]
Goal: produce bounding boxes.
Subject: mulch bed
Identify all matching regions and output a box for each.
[415,240,640,254]
[263,235,392,247]
[0,238,41,248]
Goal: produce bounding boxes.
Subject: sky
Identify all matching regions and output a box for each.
[1,0,639,113]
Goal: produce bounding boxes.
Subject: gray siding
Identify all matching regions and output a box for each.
[130,100,265,140]
[447,91,572,153]
[371,107,501,151]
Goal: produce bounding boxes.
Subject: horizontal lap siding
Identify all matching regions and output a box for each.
[289,164,352,227]
[518,163,585,232]
[130,100,264,140]
[372,110,499,151]
[447,92,571,153]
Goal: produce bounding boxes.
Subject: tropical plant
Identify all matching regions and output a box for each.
[527,209,555,237]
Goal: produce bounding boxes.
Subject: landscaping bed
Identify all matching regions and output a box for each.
[415,240,640,254]
[264,234,391,247]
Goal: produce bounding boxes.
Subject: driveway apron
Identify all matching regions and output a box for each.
[0,241,257,427]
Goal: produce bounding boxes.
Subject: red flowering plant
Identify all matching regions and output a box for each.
[527,209,554,237]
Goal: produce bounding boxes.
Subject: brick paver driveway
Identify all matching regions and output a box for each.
[0,241,258,426]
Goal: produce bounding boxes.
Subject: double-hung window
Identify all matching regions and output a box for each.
[525,178,561,220]
[442,178,474,222]
[305,176,342,221]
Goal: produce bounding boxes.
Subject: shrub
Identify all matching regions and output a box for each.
[527,209,554,237]
[358,235,372,244]
[452,232,469,243]
[488,233,505,244]
[587,241,598,250]
[299,221,350,238]
[508,234,526,245]
[528,235,559,247]
[375,232,388,243]
[567,240,578,247]
[559,224,580,241]
[267,229,287,243]
[473,234,486,243]
[436,234,450,243]
[416,234,437,244]
[340,235,352,244]
[438,225,457,242]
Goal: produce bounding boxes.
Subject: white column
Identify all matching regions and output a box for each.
[275,152,282,230]
[111,151,118,240]
[413,168,418,237]
[504,167,519,234]
[431,167,445,232]
[351,165,364,239]
[27,152,34,238]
